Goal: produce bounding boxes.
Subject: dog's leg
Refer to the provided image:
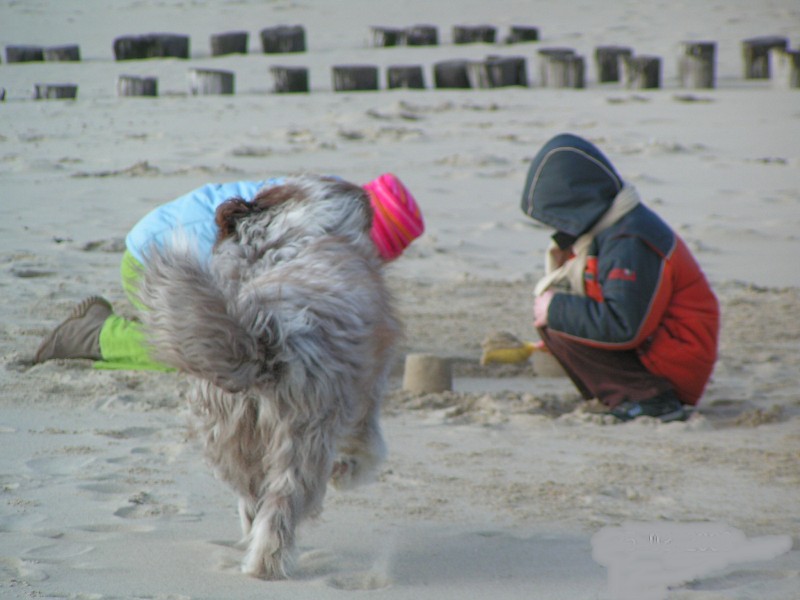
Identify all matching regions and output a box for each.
[331,399,387,490]
[238,496,256,539]
[241,420,334,579]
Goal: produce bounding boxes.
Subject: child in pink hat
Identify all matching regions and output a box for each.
[34,173,424,370]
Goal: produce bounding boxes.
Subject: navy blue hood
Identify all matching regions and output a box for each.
[521,133,623,237]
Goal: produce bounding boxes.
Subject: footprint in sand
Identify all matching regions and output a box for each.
[25,455,96,476]
[325,571,392,590]
[23,541,94,560]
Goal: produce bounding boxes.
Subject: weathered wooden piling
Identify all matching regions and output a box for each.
[678,41,716,88]
[468,55,528,88]
[621,55,661,89]
[43,45,81,61]
[113,34,190,60]
[742,36,788,79]
[405,25,438,46]
[453,25,496,44]
[387,65,425,89]
[539,49,584,88]
[270,66,309,93]
[505,26,539,44]
[770,48,800,89]
[210,31,249,56]
[117,75,158,97]
[34,84,78,100]
[371,27,405,47]
[595,45,633,83]
[5,45,44,63]
[260,26,306,53]
[188,68,234,95]
[332,65,379,91]
[433,59,472,89]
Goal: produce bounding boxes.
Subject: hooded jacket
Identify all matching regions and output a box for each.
[521,134,719,405]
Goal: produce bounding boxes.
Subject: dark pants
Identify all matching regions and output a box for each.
[538,327,675,408]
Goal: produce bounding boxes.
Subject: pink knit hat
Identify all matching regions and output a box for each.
[363,173,424,261]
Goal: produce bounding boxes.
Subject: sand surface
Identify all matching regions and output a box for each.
[1,1,799,598]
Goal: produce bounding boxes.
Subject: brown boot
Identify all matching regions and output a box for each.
[34,296,114,363]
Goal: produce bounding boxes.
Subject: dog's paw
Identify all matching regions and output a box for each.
[241,553,289,580]
[330,458,358,490]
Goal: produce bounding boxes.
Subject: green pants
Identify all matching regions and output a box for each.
[94,251,173,372]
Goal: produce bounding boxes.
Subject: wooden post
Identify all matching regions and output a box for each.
[539,49,584,88]
[188,69,234,95]
[113,34,190,60]
[260,26,306,53]
[433,59,471,89]
[453,25,496,44]
[505,26,539,44]
[621,55,661,89]
[469,55,528,88]
[594,45,633,83]
[387,65,425,89]
[44,45,81,61]
[679,41,716,88]
[5,45,44,63]
[0,89,6,102]
[371,27,404,47]
[332,65,379,91]
[405,25,438,46]
[742,36,788,79]
[270,66,309,93]
[34,84,78,100]
[770,48,800,89]
[537,48,574,86]
[210,31,248,56]
[117,75,158,97]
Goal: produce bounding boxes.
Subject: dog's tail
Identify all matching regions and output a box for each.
[137,235,279,392]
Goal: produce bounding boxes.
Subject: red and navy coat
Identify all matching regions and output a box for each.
[521,134,719,405]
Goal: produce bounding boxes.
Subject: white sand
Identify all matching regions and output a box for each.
[1,1,799,598]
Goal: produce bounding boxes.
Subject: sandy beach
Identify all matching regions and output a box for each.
[1,1,799,598]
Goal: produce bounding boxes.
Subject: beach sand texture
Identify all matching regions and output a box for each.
[1,1,799,598]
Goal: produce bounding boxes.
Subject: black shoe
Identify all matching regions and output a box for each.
[610,391,689,423]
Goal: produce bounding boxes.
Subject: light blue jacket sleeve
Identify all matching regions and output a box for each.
[125,179,282,264]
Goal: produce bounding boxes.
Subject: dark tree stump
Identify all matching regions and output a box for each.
[468,55,527,88]
[387,65,425,89]
[621,55,661,89]
[679,41,716,88]
[371,27,404,47]
[210,31,248,56]
[270,66,309,93]
[595,45,632,83]
[332,65,379,91]
[260,26,306,53]
[770,48,800,89]
[505,26,539,44]
[742,36,788,79]
[113,34,190,60]
[34,84,78,100]
[453,25,496,44]
[0,89,6,101]
[433,60,471,89]
[405,25,438,46]
[117,75,158,97]
[6,45,44,63]
[188,69,234,95]
[44,45,81,61]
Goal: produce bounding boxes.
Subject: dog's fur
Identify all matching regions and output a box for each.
[138,175,401,579]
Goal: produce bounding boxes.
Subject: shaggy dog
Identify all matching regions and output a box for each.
[138,175,401,579]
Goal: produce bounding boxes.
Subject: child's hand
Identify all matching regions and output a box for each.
[533,290,554,327]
